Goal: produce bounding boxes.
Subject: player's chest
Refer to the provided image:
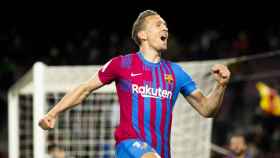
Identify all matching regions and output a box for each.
[119,67,176,91]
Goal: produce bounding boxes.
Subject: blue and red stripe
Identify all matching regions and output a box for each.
[150,67,158,149]
[154,66,163,154]
[165,61,177,158]
[159,63,168,158]
[162,61,173,158]
[159,65,167,158]
[143,80,152,145]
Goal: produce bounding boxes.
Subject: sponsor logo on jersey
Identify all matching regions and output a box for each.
[132,84,172,99]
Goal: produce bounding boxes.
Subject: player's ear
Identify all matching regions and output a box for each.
[137,30,147,42]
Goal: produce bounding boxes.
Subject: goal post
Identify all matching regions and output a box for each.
[8,62,49,158]
[8,62,117,158]
[8,64,34,158]
[8,59,234,158]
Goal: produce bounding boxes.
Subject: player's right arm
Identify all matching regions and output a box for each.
[38,73,104,130]
[39,56,121,130]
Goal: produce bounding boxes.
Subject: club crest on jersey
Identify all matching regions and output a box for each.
[164,74,173,84]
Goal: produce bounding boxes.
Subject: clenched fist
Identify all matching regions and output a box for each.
[211,64,231,86]
[38,114,57,130]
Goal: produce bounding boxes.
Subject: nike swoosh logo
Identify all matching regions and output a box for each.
[131,73,142,77]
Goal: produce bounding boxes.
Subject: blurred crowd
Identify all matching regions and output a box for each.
[3,24,280,86]
[1,24,280,157]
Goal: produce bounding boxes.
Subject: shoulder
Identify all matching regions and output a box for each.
[113,51,138,61]
[170,62,182,71]
[162,59,182,69]
[120,52,137,61]
[163,60,195,84]
[106,52,131,63]
[106,51,138,69]
[163,60,187,74]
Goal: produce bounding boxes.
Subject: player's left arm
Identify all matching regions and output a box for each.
[184,64,230,118]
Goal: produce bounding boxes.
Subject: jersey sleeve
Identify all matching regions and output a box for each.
[98,56,121,84]
[173,63,197,96]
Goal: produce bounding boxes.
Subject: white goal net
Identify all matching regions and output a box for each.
[8,59,233,158]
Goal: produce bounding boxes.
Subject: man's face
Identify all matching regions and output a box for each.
[141,15,168,51]
[229,136,247,156]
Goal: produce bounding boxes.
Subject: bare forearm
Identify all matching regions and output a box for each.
[205,83,227,117]
[47,84,92,117]
[39,70,104,130]
[186,64,230,118]
[46,73,103,117]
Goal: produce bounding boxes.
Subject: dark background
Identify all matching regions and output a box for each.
[1,3,280,157]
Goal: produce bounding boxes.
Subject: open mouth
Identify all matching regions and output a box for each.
[160,35,167,41]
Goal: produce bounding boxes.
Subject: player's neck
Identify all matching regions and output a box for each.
[139,46,161,64]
